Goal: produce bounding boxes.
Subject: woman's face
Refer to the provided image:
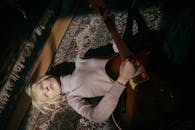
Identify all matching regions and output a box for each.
[33,77,62,102]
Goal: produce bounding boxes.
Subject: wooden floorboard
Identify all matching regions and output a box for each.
[5,8,76,130]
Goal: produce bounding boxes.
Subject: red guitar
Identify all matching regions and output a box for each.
[89,0,182,129]
[89,0,152,129]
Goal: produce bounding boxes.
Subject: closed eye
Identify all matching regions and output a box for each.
[44,93,49,98]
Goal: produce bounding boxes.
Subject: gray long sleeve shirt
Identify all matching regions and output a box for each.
[60,58,125,123]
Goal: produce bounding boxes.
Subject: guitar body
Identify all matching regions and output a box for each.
[106,54,184,130]
[106,54,159,130]
[90,0,185,129]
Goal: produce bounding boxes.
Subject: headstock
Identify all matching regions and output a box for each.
[88,0,115,26]
[88,0,107,13]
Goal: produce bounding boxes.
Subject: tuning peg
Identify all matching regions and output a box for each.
[89,3,93,9]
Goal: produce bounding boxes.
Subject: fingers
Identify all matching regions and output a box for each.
[118,58,136,84]
[121,58,132,67]
[120,58,128,70]
[121,58,129,64]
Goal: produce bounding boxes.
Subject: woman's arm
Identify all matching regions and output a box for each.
[67,81,126,123]
[67,59,136,123]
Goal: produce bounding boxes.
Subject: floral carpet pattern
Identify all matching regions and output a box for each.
[21,1,162,129]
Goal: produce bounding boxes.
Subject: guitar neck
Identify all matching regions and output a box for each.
[106,21,134,59]
[90,0,135,60]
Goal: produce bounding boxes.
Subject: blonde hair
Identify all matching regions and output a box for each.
[25,75,62,114]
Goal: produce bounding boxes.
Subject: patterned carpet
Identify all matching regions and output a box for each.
[21,0,162,129]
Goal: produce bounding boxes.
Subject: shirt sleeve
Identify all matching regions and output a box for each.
[67,81,125,123]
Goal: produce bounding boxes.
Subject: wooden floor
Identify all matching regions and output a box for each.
[5,2,78,130]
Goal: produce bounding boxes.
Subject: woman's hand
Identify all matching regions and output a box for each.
[117,58,136,85]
